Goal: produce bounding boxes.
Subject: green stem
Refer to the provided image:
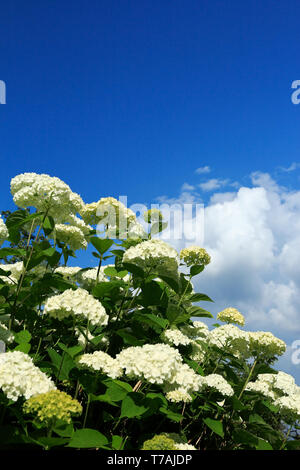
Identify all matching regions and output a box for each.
[280,425,292,450]
[83,394,91,428]
[9,210,49,331]
[238,359,257,400]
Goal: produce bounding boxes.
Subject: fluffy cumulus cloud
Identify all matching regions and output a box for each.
[156,170,300,350]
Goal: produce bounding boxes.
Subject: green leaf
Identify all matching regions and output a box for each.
[14,343,31,354]
[166,304,183,324]
[92,281,123,299]
[47,348,75,381]
[188,306,213,318]
[122,262,145,278]
[90,237,114,255]
[232,428,258,447]
[203,418,224,438]
[36,437,69,449]
[120,393,149,418]
[190,265,205,276]
[14,330,31,344]
[112,435,123,450]
[67,429,108,449]
[141,280,166,307]
[189,292,214,303]
[159,407,183,422]
[133,312,169,331]
[249,414,267,425]
[255,438,273,450]
[103,266,118,277]
[43,216,55,236]
[116,329,144,346]
[158,273,180,293]
[0,248,26,259]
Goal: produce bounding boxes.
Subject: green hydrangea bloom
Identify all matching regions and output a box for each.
[23,389,82,427]
[142,435,177,450]
[180,246,211,266]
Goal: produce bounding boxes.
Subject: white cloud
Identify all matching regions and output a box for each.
[278,162,300,172]
[157,172,300,340]
[199,178,229,192]
[195,165,211,174]
[181,182,195,191]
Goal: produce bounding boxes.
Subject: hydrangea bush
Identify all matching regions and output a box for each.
[0,172,299,450]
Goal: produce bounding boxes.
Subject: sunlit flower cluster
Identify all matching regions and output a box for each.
[0,261,24,285]
[0,322,14,344]
[54,224,88,251]
[246,371,300,403]
[248,331,286,358]
[123,239,178,272]
[54,266,82,279]
[78,350,123,379]
[116,343,184,385]
[0,215,8,245]
[10,173,84,222]
[200,373,234,397]
[217,307,245,326]
[180,246,211,266]
[81,196,136,230]
[207,324,250,359]
[23,390,82,426]
[43,288,108,326]
[161,327,192,346]
[0,351,56,401]
[77,267,108,286]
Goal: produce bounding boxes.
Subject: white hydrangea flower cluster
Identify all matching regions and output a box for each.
[163,321,209,363]
[217,307,245,327]
[116,343,184,385]
[0,351,56,401]
[81,197,137,238]
[207,324,250,359]
[273,395,300,422]
[123,239,179,272]
[54,266,82,279]
[245,371,300,403]
[43,288,108,326]
[199,373,234,397]
[0,322,14,344]
[161,328,192,346]
[75,328,109,349]
[78,351,123,379]
[77,267,108,287]
[165,387,194,403]
[174,443,197,450]
[248,331,286,358]
[10,173,84,222]
[0,215,8,246]
[116,343,204,402]
[54,224,88,251]
[0,262,24,285]
[245,374,277,400]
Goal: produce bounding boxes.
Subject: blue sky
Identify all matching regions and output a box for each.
[1,1,300,380]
